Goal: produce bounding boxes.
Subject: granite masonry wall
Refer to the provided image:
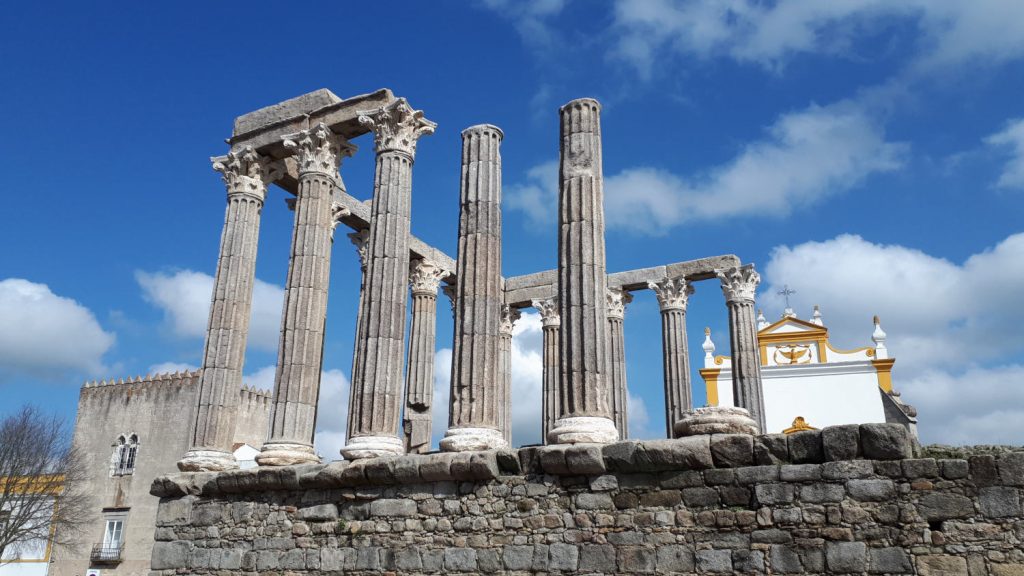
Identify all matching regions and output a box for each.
[148,424,1024,575]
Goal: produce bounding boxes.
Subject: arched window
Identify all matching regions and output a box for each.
[113,434,138,476]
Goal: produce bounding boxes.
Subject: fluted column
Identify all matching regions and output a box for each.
[403,259,445,454]
[259,124,355,467]
[717,265,766,433]
[649,277,695,439]
[533,298,560,444]
[344,229,370,444]
[342,98,436,460]
[551,98,618,444]
[179,147,272,472]
[441,124,507,452]
[606,288,632,440]
[497,305,520,445]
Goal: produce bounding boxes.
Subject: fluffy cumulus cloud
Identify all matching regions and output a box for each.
[0,278,115,382]
[136,269,284,351]
[313,369,351,461]
[986,118,1024,190]
[610,0,1024,77]
[758,233,1024,444]
[507,101,905,235]
[479,0,568,54]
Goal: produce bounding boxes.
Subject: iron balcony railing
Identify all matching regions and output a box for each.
[90,544,123,564]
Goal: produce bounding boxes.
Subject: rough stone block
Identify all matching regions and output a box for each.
[320,548,348,571]
[618,546,656,573]
[682,486,720,507]
[736,465,780,484]
[504,545,534,571]
[151,541,191,570]
[156,497,194,526]
[780,463,822,482]
[752,528,792,544]
[369,498,417,517]
[495,449,521,474]
[539,445,570,475]
[993,565,1024,576]
[579,544,617,572]
[279,548,306,570]
[918,493,976,521]
[656,545,695,572]
[754,434,789,464]
[444,548,477,572]
[868,547,912,574]
[719,485,752,506]
[419,453,455,481]
[394,548,422,571]
[788,430,824,464]
[590,474,618,491]
[998,452,1024,486]
[823,459,874,480]
[660,469,704,488]
[826,541,867,573]
[754,483,796,505]
[602,441,640,472]
[297,503,337,521]
[216,469,260,493]
[576,492,615,510]
[902,458,939,478]
[393,457,421,484]
[566,443,606,474]
[969,455,1000,487]
[822,424,861,461]
[917,555,968,576]
[940,459,969,480]
[770,545,802,574]
[710,434,754,467]
[703,468,735,485]
[695,549,732,573]
[640,490,681,507]
[549,543,579,571]
[256,466,300,490]
[860,423,912,460]
[979,486,1022,518]
[733,549,765,573]
[635,436,714,471]
[846,479,896,502]
[800,483,845,503]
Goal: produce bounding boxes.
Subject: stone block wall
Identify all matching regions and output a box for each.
[149,424,1024,575]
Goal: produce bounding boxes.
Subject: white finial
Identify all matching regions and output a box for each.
[703,327,716,367]
[783,307,796,318]
[757,309,768,330]
[811,304,823,326]
[872,315,888,359]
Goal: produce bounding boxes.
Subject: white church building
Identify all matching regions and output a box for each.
[700,306,918,436]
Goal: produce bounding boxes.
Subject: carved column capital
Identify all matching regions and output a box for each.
[606,288,634,320]
[211,146,274,202]
[441,284,457,318]
[347,229,370,272]
[532,297,561,328]
[358,98,437,157]
[716,265,761,304]
[282,122,356,177]
[500,304,521,336]
[648,277,694,312]
[330,203,351,240]
[409,259,446,296]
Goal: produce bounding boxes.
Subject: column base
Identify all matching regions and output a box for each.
[177,449,239,472]
[675,406,759,437]
[256,442,320,467]
[439,427,507,452]
[340,435,404,460]
[548,416,618,445]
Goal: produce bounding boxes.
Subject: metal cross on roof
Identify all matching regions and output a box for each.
[778,284,796,308]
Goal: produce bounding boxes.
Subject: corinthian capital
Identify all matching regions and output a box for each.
[357,98,437,157]
[716,265,761,304]
[531,297,560,328]
[606,288,633,320]
[409,259,446,296]
[282,123,356,177]
[330,204,351,241]
[212,146,271,201]
[648,277,694,312]
[500,304,521,336]
[347,229,370,272]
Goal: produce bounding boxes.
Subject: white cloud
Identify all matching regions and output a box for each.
[610,0,1024,77]
[136,269,284,351]
[480,0,568,54]
[759,233,1024,444]
[507,101,905,235]
[985,118,1024,190]
[314,369,351,461]
[242,364,277,392]
[626,391,656,440]
[147,361,198,375]
[0,278,115,382]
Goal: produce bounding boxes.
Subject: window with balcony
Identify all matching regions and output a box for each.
[91,513,126,564]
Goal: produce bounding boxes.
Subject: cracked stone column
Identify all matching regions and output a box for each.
[606,288,632,440]
[179,147,273,472]
[441,124,508,452]
[342,98,435,459]
[403,259,445,454]
[533,298,560,444]
[717,265,766,433]
[497,305,520,445]
[550,98,618,444]
[649,277,695,439]
[258,124,355,467]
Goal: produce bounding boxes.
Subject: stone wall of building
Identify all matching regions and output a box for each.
[53,372,270,576]
[149,424,1024,575]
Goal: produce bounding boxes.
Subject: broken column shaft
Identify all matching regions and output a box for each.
[403,259,444,453]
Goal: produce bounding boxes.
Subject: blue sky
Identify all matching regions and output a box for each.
[2,1,1023,455]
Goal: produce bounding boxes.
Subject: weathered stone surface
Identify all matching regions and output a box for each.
[979,486,1022,518]
[826,541,867,573]
[846,479,896,502]
[579,545,617,572]
[860,423,913,460]
[635,436,714,471]
[696,549,733,573]
[754,433,789,464]
[902,457,939,478]
[152,541,191,570]
[444,548,477,572]
[788,430,824,464]
[869,547,913,574]
[369,498,417,517]
[656,545,695,572]
[822,424,860,461]
[917,555,968,576]
[297,503,337,521]
[548,543,579,571]
[918,492,976,521]
[771,545,802,573]
[822,459,874,480]
[800,482,845,503]
[565,443,606,474]
[998,452,1024,486]
[710,434,755,467]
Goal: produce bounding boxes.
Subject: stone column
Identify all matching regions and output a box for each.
[342,98,435,460]
[716,265,766,433]
[258,124,355,467]
[606,288,632,440]
[403,259,445,454]
[551,98,618,444]
[179,147,272,472]
[344,229,370,444]
[532,298,560,444]
[441,124,507,452]
[497,305,520,446]
[648,277,695,439]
